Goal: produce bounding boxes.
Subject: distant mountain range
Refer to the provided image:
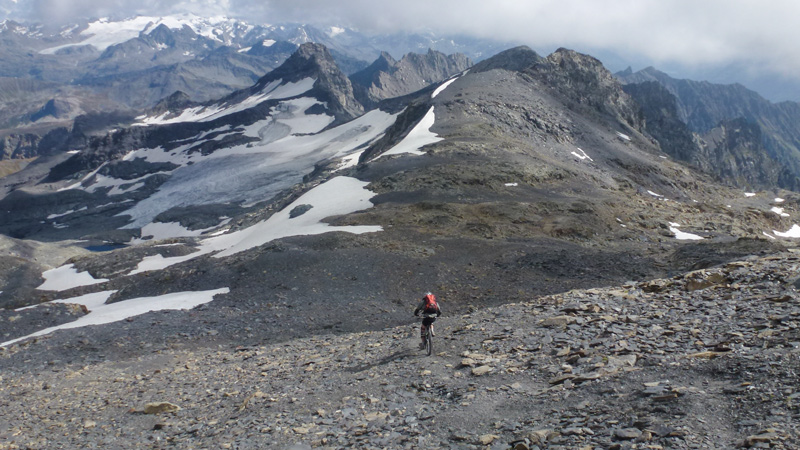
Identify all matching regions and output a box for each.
[0,15,508,125]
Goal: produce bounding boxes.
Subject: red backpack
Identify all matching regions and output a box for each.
[423,293,438,313]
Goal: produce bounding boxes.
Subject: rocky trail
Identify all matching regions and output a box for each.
[2,251,800,449]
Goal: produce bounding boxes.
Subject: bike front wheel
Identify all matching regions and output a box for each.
[426,331,433,356]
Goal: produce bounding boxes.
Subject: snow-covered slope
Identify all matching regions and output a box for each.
[54,43,396,234]
[39,14,261,54]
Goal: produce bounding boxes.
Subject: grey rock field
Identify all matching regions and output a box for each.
[2,251,798,449]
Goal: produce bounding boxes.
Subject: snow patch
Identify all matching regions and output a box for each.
[745,192,756,197]
[336,151,364,171]
[775,197,785,203]
[47,206,87,219]
[208,176,382,257]
[132,217,232,243]
[669,225,703,241]
[262,39,276,47]
[0,288,229,348]
[138,222,204,241]
[771,206,790,217]
[432,76,459,98]
[773,224,800,238]
[504,183,518,187]
[571,147,594,161]
[378,106,441,158]
[647,190,663,198]
[37,264,109,291]
[616,132,631,141]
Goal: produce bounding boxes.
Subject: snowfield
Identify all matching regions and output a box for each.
[129,175,382,274]
[118,108,395,230]
[63,77,397,232]
[432,76,460,98]
[134,78,317,126]
[39,14,253,55]
[1,288,230,348]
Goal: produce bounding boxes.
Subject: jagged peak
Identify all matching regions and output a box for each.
[350,51,397,85]
[155,91,194,109]
[471,45,543,73]
[250,42,363,122]
[257,42,341,85]
[377,51,397,65]
[618,66,634,77]
[349,48,472,108]
[546,47,607,72]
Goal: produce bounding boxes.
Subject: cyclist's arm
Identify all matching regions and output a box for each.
[413,299,423,316]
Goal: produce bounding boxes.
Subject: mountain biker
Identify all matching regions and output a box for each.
[414,292,441,349]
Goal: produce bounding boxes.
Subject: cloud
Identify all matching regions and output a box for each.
[267,0,800,77]
[18,0,230,24]
[217,0,800,81]
[9,0,800,84]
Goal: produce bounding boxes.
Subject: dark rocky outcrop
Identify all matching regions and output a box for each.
[696,118,800,190]
[1,133,41,160]
[30,98,81,122]
[148,91,197,117]
[623,81,698,162]
[1,127,74,162]
[525,48,644,132]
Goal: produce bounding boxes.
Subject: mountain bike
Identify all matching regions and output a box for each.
[419,313,437,356]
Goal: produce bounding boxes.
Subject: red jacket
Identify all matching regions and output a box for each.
[414,294,441,316]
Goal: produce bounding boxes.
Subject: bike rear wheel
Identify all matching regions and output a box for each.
[426,330,433,356]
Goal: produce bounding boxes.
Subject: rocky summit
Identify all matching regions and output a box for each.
[1,36,800,450]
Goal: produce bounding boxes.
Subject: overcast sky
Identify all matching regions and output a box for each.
[5,0,800,100]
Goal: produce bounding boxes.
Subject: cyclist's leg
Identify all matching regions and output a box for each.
[420,317,432,348]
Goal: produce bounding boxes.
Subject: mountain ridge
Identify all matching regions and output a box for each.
[619,68,800,190]
[350,49,472,108]
[618,66,800,186]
